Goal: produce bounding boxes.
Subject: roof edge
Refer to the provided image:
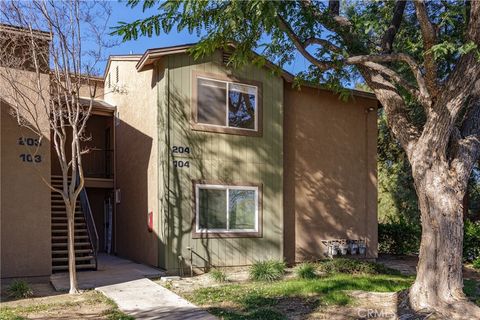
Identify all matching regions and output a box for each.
[0,23,51,40]
[134,42,377,101]
[104,54,143,78]
[289,81,377,100]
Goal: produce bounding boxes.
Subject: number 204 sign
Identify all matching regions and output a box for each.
[172,145,190,169]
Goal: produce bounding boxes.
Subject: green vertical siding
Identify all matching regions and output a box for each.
[157,62,169,269]
[159,51,284,271]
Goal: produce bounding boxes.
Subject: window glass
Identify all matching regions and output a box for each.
[229,189,256,230]
[198,188,227,229]
[228,83,256,130]
[197,78,227,126]
[196,184,258,233]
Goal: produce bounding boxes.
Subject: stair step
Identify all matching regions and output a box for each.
[52,242,91,247]
[52,229,87,233]
[51,211,83,214]
[51,217,84,220]
[52,255,94,262]
[52,215,83,218]
[52,249,92,255]
[52,235,89,240]
[52,205,81,209]
[51,200,80,203]
[51,223,86,227]
[52,263,96,271]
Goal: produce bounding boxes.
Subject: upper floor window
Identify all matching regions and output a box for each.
[192,73,262,136]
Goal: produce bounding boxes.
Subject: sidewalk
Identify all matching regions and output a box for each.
[97,278,217,320]
[50,254,164,290]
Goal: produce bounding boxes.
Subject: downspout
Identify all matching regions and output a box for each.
[113,107,117,255]
[165,60,171,270]
[364,106,375,258]
[155,62,161,268]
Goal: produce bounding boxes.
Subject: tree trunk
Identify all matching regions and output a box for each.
[67,204,79,294]
[408,160,480,318]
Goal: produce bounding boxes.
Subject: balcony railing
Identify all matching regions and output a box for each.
[82,148,113,179]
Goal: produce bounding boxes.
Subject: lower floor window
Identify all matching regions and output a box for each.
[195,183,259,233]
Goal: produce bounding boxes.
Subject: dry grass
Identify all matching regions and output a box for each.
[0,282,132,320]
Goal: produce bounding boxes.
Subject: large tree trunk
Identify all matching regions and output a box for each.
[409,160,480,318]
[67,204,79,294]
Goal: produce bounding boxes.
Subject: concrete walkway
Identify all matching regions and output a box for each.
[97,278,217,320]
[50,254,164,291]
[51,254,216,319]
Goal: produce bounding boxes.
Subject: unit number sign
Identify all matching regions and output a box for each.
[172,145,190,168]
[17,136,43,163]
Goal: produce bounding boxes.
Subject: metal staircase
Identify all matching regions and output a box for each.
[51,175,98,272]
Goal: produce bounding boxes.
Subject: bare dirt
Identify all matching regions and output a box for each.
[0,283,120,320]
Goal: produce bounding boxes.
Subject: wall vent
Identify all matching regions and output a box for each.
[222,51,232,65]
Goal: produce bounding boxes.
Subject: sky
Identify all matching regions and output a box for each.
[98,1,309,76]
[106,1,199,56]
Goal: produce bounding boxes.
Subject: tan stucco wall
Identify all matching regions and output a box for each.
[283,84,378,262]
[79,79,104,100]
[103,59,159,267]
[0,69,51,278]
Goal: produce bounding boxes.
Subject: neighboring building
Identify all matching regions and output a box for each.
[0,25,378,278]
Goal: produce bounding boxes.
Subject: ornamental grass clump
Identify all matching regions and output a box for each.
[249,260,286,282]
[209,268,228,283]
[7,280,33,299]
[295,262,318,279]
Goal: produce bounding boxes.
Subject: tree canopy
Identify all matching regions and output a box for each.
[114,0,480,317]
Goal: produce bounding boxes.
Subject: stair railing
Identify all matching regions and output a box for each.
[76,174,99,270]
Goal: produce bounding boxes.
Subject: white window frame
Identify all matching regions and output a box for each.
[196,76,259,132]
[195,183,259,233]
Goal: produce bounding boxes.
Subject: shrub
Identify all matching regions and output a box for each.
[378,217,421,255]
[295,262,317,279]
[249,260,286,281]
[473,258,480,270]
[7,280,33,299]
[209,269,228,282]
[464,220,480,263]
[318,258,399,275]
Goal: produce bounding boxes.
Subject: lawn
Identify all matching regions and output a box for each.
[185,273,415,320]
[177,260,480,320]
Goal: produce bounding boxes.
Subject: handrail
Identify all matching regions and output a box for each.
[83,148,114,178]
[76,174,99,270]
